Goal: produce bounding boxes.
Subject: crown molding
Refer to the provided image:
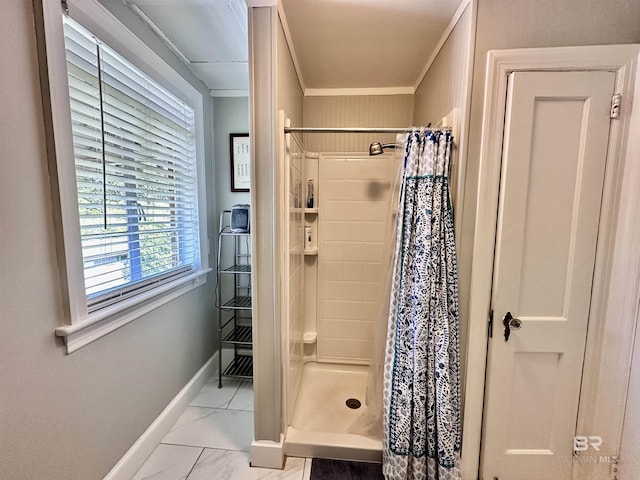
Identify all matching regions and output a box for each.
[304,86,415,97]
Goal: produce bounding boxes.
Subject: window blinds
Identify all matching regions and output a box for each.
[62,17,199,311]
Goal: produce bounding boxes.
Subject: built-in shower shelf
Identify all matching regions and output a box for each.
[303,331,317,344]
[222,355,253,379]
[304,247,318,256]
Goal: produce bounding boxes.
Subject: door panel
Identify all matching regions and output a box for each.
[508,351,561,450]
[481,70,616,479]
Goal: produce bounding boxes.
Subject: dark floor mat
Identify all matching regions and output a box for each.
[310,458,384,480]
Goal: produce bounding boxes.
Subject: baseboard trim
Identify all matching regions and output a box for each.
[103,352,219,480]
[251,435,285,469]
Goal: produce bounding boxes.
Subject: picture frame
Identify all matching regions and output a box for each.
[230,133,250,192]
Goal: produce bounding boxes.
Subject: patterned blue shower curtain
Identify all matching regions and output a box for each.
[383,129,461,480]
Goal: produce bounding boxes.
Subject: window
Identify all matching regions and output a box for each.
[40,0,209,353]
[63,18,199,311]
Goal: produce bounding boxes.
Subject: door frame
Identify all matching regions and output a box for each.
[461,45,640,479]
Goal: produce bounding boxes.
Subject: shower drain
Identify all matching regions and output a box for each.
[346,398,362,409]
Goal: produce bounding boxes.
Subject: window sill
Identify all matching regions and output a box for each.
[55,269,211,354]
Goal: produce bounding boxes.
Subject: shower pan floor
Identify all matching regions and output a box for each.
[285,362,382,462]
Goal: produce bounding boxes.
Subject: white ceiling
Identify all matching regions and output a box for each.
[126,0,249,96]
[125,0,464,95]
[281,0,464,90]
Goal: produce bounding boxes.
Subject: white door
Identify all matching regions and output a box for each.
[481,70,616,479]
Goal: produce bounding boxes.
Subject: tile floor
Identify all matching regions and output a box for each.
[132,373,312,480]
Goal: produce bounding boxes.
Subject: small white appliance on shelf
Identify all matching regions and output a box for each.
[230,204,250,233]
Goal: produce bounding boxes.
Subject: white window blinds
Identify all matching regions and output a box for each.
[62,17,200,312]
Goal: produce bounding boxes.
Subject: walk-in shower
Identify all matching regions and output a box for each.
[281,122,405,461]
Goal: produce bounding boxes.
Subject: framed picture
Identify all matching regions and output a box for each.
[230,133,250,192]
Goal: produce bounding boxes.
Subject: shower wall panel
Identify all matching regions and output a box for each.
[303,95,413,153]
[285,133,305,422]
[317,154,396,364]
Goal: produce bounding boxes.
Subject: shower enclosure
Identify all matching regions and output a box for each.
[280,114,401,461]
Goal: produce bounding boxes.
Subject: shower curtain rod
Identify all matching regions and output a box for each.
[283,126,451,134]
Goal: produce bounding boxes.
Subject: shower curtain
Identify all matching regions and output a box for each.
[383,129,461,480]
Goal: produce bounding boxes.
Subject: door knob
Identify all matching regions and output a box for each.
[503,311,522,342]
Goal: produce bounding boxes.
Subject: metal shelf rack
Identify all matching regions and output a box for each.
[216,210,252,387]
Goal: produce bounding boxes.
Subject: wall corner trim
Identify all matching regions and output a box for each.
[414,0,472,91]
[247,0,277,6]
[249,3,284,446]
[250,436,286,469]
[276,2,306,92]
[103,352,219,480]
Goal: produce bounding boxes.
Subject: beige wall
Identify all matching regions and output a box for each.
[620,316,640,477]
[303,95,413,153]
[278,17,304,128]
[0,2,216,479]
[618,65,640,479]
[413,5,473,126]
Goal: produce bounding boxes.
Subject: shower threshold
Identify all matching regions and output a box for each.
[284,362,382,462]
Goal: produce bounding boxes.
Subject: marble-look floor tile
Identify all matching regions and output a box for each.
[187,449,305,480]
[228,381,254,411]
[162,407,253,451]
[132,444,203,480]
[190,379,240,409]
